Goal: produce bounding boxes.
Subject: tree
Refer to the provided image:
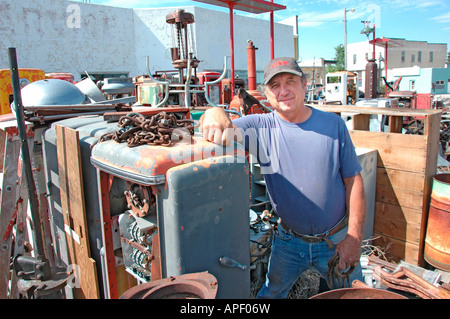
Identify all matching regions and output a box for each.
[325,44,345,74]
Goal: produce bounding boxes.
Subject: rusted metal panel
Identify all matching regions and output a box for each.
[158,153,250,298]
[91,135,246,185]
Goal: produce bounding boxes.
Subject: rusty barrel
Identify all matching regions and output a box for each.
[424,173,450,271]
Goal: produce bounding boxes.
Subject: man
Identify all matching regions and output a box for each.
[200,57,366,298]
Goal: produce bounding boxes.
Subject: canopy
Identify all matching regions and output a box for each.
[193,0,286,14]
[192,0,286,98]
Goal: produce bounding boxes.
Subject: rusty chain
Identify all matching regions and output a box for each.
[100,111,196,147]
[326,252,356,289]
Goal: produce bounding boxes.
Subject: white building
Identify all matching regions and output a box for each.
[0,0,294,82]
[299,58,337,85]
[347,38,447,94]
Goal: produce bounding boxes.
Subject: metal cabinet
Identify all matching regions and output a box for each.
[91,134,251,299]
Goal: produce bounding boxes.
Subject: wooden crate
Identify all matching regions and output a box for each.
[315,105,442,266]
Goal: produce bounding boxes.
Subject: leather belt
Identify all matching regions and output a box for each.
[279,215,349,249]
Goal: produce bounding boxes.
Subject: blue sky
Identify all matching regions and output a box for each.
[74,0,450,61]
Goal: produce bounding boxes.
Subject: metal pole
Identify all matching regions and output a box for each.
[344,8,355,71]
[7,47,46,259]
[270,0,274,59]
[344,8,348,71]
[228,1,235,98]
[372,24,376,61]
[385,42,388,97]
[294,15,299,61]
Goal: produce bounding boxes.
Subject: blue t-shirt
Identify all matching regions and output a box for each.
[233,107,361,235]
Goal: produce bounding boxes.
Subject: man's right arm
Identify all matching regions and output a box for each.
[199,107,242,145]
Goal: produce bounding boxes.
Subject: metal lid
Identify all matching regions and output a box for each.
[21,79,87,106]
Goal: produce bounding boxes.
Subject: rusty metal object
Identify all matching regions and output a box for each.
[92,135,246,186]
[16,267,69,299]
[124,183,155,217]
[120,271,218,299]
[310,279,407,299]
[311,280,407,299]
[326,252,356,289]
[100,111,196,147]
[373,266,450,299]
[14,255,69,299]
[165,9,199,71]
[310,287,407,299]
[424,173,450,271]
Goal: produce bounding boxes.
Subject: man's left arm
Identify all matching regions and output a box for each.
[336,173,366,269]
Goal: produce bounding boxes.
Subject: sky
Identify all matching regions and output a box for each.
[73,0,450,61]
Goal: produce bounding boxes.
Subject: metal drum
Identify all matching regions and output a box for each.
[310,288,407,299]
[120,272,218,299]
[424,173,450,271]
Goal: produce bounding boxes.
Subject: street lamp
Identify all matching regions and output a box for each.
[361,20,376,60]
[344,8,355,71]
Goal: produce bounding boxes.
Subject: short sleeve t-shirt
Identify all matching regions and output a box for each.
[233,107,361,235]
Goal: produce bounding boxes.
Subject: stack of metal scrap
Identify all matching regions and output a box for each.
[19,77,133,124]
[367,255,450,299]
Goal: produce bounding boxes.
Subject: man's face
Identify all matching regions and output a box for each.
[265,73,307,118]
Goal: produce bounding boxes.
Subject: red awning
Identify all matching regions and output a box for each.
[369,37,402,48]
[192,0,286,14]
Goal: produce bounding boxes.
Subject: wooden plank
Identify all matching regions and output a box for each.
[0,129,6,172]
[353,114,370,131]
[388,116,403,133]
[376,168,425,193]
[374,202,422,244]
[0,135,21,299]
[99,171,118,299]
[56,125,99,299]
[418,111,442,265]
[315,105,442,118]
[375,183,424,210]
[373,233,421,266]
[349,130,427,173]
[9,167,29,299]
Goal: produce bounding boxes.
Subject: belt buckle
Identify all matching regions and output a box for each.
[300,235,323,243]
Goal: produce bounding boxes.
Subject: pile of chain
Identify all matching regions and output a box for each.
[100,111,196,147]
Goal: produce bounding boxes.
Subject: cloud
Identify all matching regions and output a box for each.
[430,11,450,23]
[296,8,343,27]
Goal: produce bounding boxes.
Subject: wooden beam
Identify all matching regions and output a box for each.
[56,125,99,299]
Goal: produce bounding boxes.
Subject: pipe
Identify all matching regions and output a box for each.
[270,0,274,59]
[247,40,257,91]
[204,56,229,107]
[145,56,170,108]
[228,1,235,98]
[7,47,46,259]
[184,56,193,108]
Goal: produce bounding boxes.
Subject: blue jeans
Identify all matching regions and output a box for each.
[257,223,363,299]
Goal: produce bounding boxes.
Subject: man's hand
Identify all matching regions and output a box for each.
[200,107,241,145]
[335,235,361,270]
[336,173,366,269]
